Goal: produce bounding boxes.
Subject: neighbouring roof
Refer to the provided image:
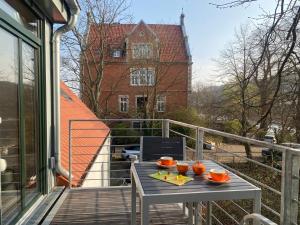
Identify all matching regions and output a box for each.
[88,23,189,62]
[60,82,110,187]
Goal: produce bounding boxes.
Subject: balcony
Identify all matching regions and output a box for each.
[43,119,300,225]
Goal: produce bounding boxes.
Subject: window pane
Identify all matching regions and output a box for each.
[22,42,38,204]
[157,96,166,112]
[0,27,21,225]
[0,0,38,36]
[132,43,152,59]
[119,96,128,112]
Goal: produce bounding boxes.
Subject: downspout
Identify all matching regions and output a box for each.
[53,0,80,179]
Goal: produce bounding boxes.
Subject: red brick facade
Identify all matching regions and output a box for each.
[83,15,192,118]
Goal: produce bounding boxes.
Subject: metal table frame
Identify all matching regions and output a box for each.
[131,161,261,225]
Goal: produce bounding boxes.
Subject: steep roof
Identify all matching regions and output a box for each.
[59,82,110,187]
[88,22,189,62]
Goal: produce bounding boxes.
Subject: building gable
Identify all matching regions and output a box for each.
[125,20,160,61]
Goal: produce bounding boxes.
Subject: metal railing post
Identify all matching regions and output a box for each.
[196,128,204,160]
[162,119,169,138]
[69,120,72,189]
[280,149,300,225]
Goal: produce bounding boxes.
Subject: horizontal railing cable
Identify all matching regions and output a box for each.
[215,147,282,173]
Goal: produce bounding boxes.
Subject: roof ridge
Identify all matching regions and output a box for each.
[90,22,180,27]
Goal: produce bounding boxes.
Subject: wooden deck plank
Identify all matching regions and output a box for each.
[49,188,188,225]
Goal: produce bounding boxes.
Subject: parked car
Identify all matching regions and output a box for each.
[121,145,140,160]
[203,142,215,150]
[263,134,276,144]
[261,142,300,162]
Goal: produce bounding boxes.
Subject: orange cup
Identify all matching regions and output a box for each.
[160,156,174,166]
[176,162,189,174]
[209,169,227,181]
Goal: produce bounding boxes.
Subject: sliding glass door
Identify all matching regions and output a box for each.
[0,26,40,225]
[0,25,22,225]
[22,42,39,205]
[0,1,41,223]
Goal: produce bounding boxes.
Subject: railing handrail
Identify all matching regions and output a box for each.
[69,118,164,122]
[69,118,300,155]
[167,119,300,155]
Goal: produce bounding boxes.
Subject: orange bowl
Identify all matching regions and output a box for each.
[176,162,189,174]
[192,161,206,175]
[209,169,227,181]
[160,156,174,166]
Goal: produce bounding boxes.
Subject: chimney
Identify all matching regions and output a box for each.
[180,9,185,26]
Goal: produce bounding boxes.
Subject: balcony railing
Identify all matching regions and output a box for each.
[67,118,300,225]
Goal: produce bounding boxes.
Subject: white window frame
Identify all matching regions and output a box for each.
[156,95,166,112]
[132,43,152,59]
[130,68,155,86]
[118,95,129,113]
[112,49,122,58]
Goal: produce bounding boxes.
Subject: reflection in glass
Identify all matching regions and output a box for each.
[0,0,38,35]
[22,42,38,204]
[0,27,21,225]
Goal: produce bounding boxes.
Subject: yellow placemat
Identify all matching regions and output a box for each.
[149,171,194,186]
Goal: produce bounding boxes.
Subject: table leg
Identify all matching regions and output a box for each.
[188,202,193,225]
[194,202,201,225]
[253,193,261,225]
[183,202,186,215]
[131,173,136,225]
[206,202,212,225]
[141,198,149,225]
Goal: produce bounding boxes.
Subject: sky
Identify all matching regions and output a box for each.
[129,0,277,86]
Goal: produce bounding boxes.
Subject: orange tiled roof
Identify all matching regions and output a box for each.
[88,23,189,62]
[60,82,110,186]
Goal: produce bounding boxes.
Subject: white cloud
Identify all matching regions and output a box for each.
[191,58,222,86]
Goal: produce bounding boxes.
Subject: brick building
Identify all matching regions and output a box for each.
[82,13,192,118]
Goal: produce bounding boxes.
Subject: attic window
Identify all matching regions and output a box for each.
[112,49,122,58]
[61,88,73,102]
[132,43,152,59]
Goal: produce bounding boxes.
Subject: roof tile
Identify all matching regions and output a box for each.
[60,82,110,186]
[88,23,188,62]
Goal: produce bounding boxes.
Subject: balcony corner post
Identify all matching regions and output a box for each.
[196,128,204,160]
[280,149,300,225]
[68,120,72,189]
[162,119,169,138]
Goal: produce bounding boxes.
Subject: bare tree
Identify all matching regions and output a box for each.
[61,0,131,117]
[128,49,189,120]
[191,82,225,128]
[217,25,258,157]
[212,0,300,131]
[290,51,300,142]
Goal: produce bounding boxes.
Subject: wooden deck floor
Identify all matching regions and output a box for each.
[47,187,188,225]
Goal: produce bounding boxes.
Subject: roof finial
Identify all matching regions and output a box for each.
[180,8,185,26]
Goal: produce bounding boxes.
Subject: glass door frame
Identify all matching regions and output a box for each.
[0,3,47,224]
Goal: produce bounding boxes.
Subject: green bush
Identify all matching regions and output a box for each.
[224,119,242,135]
[111,122,140,145]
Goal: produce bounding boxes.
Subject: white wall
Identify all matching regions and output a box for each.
[82,137,111,187]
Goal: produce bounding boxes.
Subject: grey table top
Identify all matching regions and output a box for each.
[132,160,261,202]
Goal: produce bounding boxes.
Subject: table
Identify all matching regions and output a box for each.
[131,160,261,225]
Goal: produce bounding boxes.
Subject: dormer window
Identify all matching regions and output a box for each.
[112,49,122,58]
[132,43,152,59]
